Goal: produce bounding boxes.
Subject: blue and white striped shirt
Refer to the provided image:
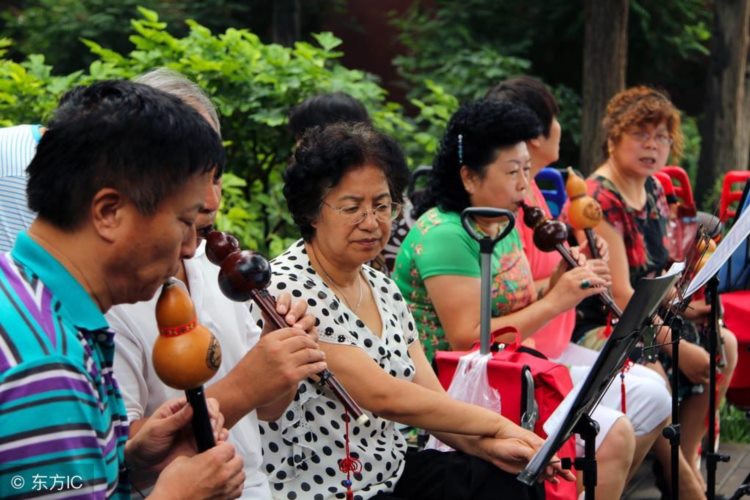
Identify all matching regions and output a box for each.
[0,125,42,252]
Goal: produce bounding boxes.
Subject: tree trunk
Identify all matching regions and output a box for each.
[696,0,750,207]
[271,0,301,46]
[580,0,629,174]
[741,40,750,171]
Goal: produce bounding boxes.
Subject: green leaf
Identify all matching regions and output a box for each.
[312,32,343,52]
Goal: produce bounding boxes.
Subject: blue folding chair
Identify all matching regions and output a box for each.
[535,167,567,218]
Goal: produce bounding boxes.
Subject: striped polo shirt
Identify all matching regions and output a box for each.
[0,232,130,499]
[0,125,42,253]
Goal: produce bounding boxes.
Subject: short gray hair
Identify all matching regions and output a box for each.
[135,68,221,135]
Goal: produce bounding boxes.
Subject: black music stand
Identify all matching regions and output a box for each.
[682,201,750,499]
[518,268,683,500]
[714,182,750,500]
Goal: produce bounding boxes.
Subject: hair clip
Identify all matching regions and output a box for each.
[458,133,464,165]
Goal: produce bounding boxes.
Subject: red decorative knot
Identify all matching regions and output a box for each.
[340,410,362,500]
[158,320,197,337]
[600,312,614,339]
[620,359,634,413]
[338,456,362,474]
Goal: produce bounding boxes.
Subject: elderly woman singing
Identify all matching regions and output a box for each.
[257,123,570,499]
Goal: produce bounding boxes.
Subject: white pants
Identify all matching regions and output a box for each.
[556,343,672,456]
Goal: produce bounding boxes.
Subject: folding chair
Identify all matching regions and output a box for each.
[719,170,750,223]
[661,165,696,212]
[535,167,567,218]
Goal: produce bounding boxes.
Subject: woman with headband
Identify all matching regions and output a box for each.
[393,98,661,498]
[486,76,678,493]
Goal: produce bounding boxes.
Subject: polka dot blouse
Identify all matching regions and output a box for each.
[257,240,418,499]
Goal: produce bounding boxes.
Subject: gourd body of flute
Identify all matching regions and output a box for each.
[205,230,370,425]
[206,231,240,267]
[533,219,569,253]
[153,282,222,390]
[565,167,602,231]
[217,251,271,302]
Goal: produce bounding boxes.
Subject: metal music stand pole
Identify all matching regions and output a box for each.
[657,310,682,500]
[562,415,599,500]
[706,276,730,499]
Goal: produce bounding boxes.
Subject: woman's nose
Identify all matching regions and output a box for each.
[358,210,380,229]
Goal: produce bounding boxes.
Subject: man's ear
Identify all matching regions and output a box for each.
[90,188,127,243]
[459,165,476,195]
[527,136,542,152]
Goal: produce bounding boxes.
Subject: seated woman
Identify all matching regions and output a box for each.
[392,98,658,498]
[572,85,738,499]
[257,122,569,499]
[485,75,675,489]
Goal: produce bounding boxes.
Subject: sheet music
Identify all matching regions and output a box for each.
[665,261,686,279]
[685,206,750,297]
[543,263,684,440]
[519,268,683,486]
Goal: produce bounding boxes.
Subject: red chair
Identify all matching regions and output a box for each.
[654,172,675,199]
[724,291,750,408]
[719,170,750,223]
[661,165,696,211]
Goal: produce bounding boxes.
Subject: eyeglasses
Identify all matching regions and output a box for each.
[626,130,673,147]
[321,200,402,225]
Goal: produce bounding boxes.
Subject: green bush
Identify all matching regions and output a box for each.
[679,114,701,187]
[391,1,530,104]
[0,8,450,256]
[720,402,750,444]
[390,2,589,168]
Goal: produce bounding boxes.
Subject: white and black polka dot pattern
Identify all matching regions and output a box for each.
[257,240,418,499]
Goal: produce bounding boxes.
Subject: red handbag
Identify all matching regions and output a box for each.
[435,326,578,500]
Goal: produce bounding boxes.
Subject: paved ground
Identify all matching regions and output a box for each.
[624,442,750,499]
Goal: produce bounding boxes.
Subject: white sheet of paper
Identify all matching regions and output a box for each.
[543,264,685,438]
[685,207,750,297]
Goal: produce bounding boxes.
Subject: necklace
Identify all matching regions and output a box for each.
[309,245,364,312]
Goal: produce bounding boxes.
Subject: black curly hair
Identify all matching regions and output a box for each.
[284,122,409,241]
[418,98,542,216]
[288,92,371,139]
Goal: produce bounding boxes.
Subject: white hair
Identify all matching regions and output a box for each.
[135,67,221,135]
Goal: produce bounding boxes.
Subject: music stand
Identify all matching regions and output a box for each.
[712,183,750,500]
[518,266,683,500]
[678,197,750,499]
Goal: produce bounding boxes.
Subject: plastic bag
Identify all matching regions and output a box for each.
[667,209,698,263]
[426,350,501,451]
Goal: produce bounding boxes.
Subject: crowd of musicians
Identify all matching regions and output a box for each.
[0,69,738,499]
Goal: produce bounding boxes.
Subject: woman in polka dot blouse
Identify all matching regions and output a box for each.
[256,123,573,500]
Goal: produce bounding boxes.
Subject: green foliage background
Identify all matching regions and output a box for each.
[0,7,451,256]
[391,0,711,180]
[3,0,749,445]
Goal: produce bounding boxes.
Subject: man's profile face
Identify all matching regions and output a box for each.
[196,168,223,242]
[111,171,214,304]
